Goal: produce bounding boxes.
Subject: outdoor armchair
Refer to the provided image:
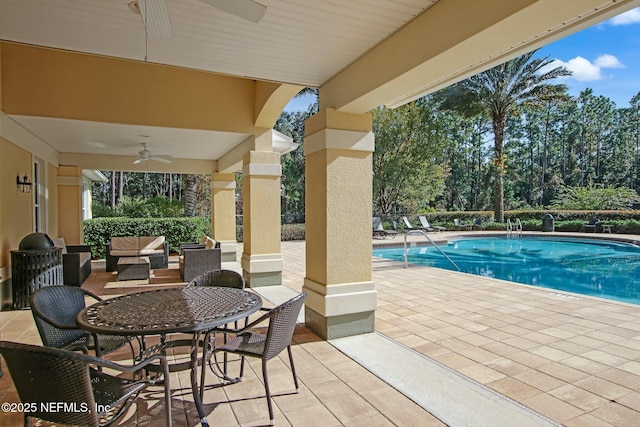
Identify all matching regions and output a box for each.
[207,292,307,425]
[0,340,171,427]
[472,218,485,230]
[454,218,472,231]
[179,247,221,282]
[583,218,601,232]
[52,237,92,286]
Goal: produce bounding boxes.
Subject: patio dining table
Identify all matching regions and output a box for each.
[77,286,262,427]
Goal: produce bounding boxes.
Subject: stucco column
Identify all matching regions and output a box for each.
[241,150,283,286]
[211,173,238,262]
[57,165,83,244]
[302,108,377,340]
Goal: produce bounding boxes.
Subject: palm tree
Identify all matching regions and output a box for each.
[183,174,197,217]
[437,50,570,222]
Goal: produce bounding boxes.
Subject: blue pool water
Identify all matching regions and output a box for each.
[373,237,640,305]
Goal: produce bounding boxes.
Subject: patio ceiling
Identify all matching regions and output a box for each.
[1,0,639,168]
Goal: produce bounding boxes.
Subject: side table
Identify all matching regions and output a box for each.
[601,224,613,233]
[117,256,150,281]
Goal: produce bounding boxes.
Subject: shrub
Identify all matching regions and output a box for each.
[235,223,306,242]
[84,217,210,258]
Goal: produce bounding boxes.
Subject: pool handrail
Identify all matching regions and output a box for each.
[403,230,461,271]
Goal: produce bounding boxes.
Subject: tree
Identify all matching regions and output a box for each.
[274,88,318,222]
[549,185,640,210]
[372,101,447,214]
[436,50,570,222]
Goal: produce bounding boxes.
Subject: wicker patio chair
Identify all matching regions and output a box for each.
[208,292,307,425]
[179,248,222,282]
[30,285,135,358]
[0,340,171,427]
[187,268,245,289]
[187,269,246,385]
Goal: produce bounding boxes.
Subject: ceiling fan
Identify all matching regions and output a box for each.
[130,0,267,37]
[133,143,173,164]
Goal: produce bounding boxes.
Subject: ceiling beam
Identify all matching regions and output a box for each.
[320,0,640,114]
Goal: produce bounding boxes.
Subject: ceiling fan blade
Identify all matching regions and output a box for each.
[152,156,173,164]
[199,0,267,23]
[133,158,145,164]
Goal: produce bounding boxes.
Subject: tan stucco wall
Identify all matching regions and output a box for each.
[1,42,299,137]
[57,166,83,244]
[47,162,59,238]
[0,137,33,269]
[242,151,281,255]
[305,148,372,284]
[212,173,237,242]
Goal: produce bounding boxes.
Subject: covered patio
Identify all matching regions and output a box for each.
[3,0,640,338]
[2,1,640,425]
[2,234,640,426]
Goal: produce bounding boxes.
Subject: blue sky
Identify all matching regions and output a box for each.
[539,7,640,108]
[285,7,640,112]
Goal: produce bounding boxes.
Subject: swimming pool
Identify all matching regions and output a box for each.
[373,237,640,305]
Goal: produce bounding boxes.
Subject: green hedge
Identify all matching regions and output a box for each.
[235,224,306,242]
[85,218,307,259]
[393,210,640,231]
[84,217,211,258]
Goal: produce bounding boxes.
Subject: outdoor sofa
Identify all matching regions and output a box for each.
[106,236,169,272]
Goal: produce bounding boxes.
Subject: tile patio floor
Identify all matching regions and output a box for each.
[1,231,640,426]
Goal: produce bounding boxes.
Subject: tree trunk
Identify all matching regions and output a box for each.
[110,171,116,209]
[184,174,197,217]
[143,172,148,200]
[493,115,506,223]
[118,171,124,203]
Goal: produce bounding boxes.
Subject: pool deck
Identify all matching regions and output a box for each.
[1,230,640,426]
[318,231,640,426]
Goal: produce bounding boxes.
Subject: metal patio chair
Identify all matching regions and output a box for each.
[0,340,171,427]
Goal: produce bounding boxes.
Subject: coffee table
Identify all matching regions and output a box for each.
[117,256,150,281]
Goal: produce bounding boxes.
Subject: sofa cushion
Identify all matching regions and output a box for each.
[204,236,217,249]
[139,236,165,251]
[52,237,67,254]
[138,248,165,256]
[111,236,140,251]
[110,249,141,257]
[199,235,209,245]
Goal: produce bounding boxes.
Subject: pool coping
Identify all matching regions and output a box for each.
[373,230,640,248]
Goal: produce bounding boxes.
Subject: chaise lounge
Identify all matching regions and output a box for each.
[373,217,398,239]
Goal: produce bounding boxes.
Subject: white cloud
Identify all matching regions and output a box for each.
[594,54,624,69]
[548,55,624,82]
[610,7,640,25]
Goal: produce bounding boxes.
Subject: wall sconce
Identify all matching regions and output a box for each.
[17,174,33,193]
